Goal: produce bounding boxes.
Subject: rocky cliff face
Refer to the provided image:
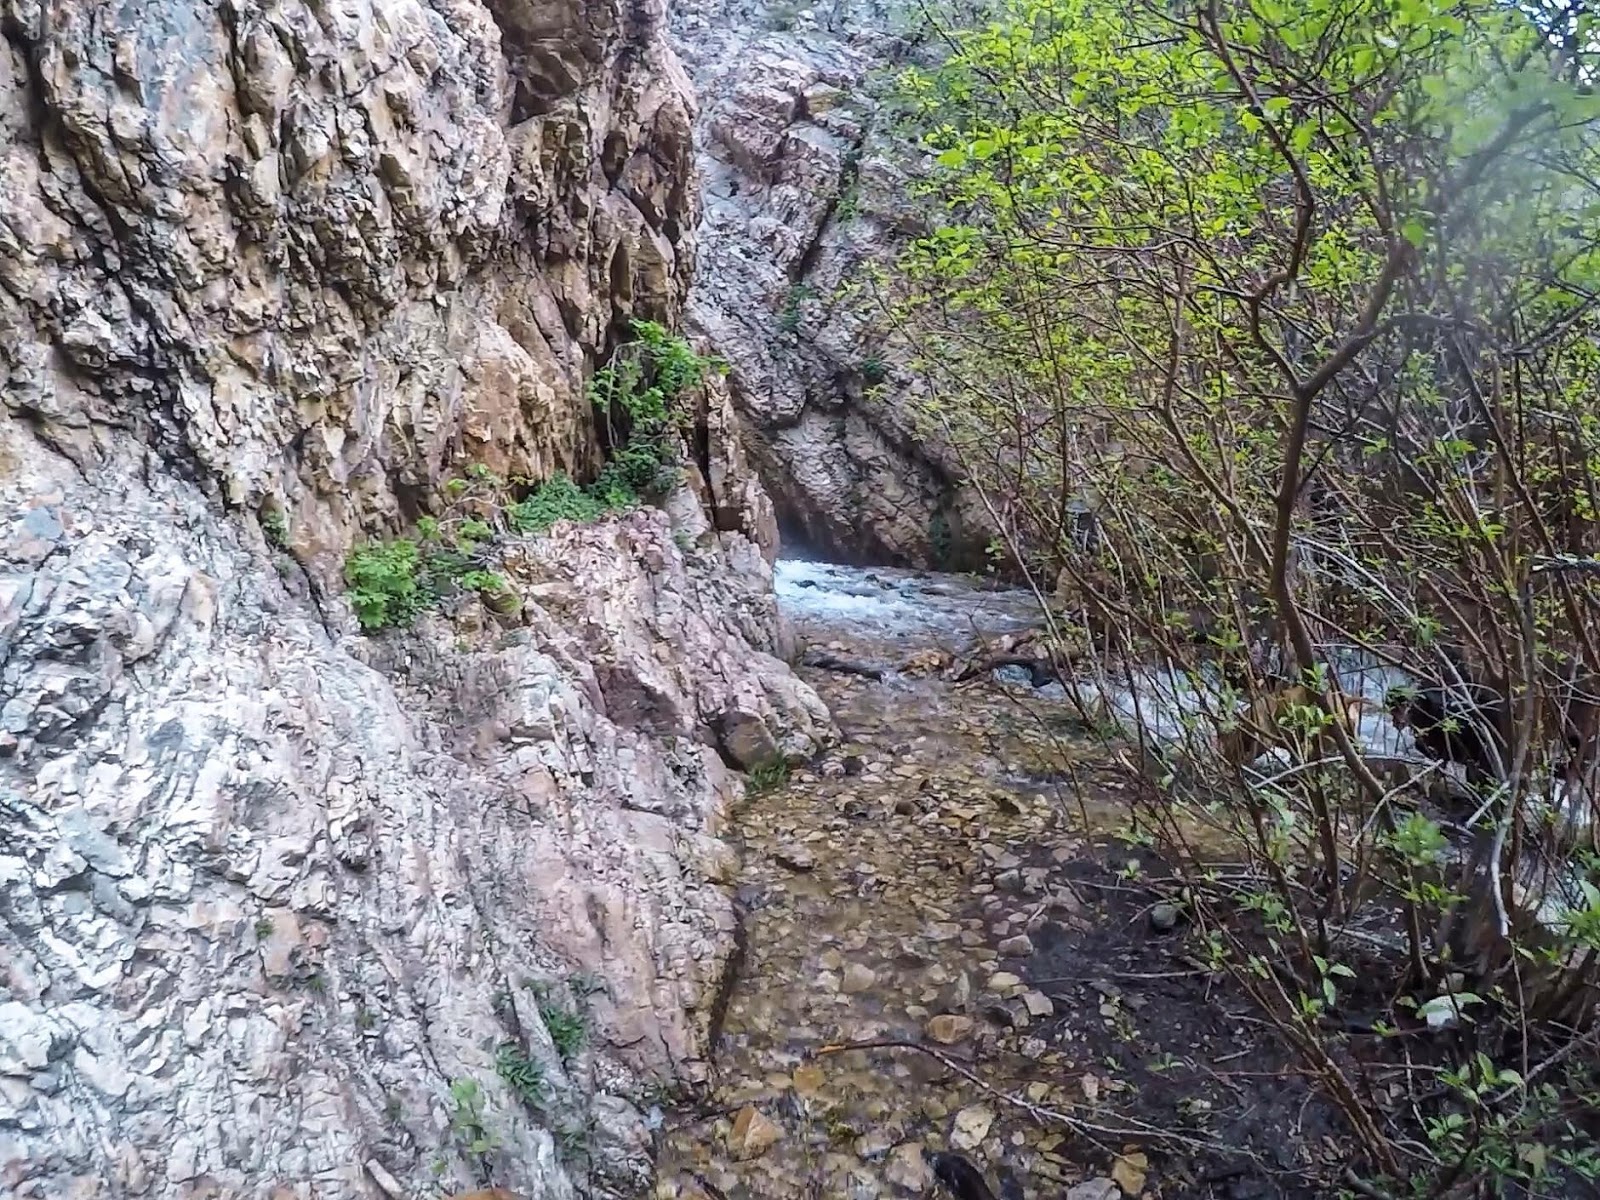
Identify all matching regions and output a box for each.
[2,0,697,554]
[672,0,993,568]
[0,1,829,1197]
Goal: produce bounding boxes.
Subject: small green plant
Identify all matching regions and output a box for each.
[449,1077,498,1158]
[746,759,790,794]
[385,1096,404,1123]
[539,1002,586,1062]
[261,508,289,549]
[778,283,812,334]
[835,180,862,222]
[456,517,493,551]
[494,1042,546,1109]
[344,538,424,631]
[588,459,645,509]
[458,570,508,593]
[860,353,889,385]
[834,143,864,223]
[355,1008,377,1031]
[510,474,604,534]
[304,972,326,994]
[254,917,273,939]
[554,1117,592,1165]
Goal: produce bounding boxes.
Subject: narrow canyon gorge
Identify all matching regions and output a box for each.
[6,0,1597,1198]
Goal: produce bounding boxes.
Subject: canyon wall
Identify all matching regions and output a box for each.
[672,0,993,568]
[0,1,829,1197]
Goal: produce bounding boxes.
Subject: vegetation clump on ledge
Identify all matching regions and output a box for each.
[343,322,720,631]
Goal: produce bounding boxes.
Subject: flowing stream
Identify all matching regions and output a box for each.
[654,560,1129,1199]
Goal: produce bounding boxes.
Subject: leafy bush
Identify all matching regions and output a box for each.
[746,760,790,794]
[587,321,716,502]
[892,0,1600,1190]
[539,1002,585,1062]
[494,1042,545,1109]
[584,464,641,513]
[589,319,714,429]
[344,539,423,631]
[509,474,604,534]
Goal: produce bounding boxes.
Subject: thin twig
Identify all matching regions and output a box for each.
[815,1037,1254,1160]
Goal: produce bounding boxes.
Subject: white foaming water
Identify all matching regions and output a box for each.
[1075,655,1422,762]
[774,558,1040,645]
[775,557,1427,762]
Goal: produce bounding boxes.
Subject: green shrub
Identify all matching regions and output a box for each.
[505,323,715,539]
[344,539,424,631]
[861,354,889,385]
[510,475,603,534]
[588,320,712,430]
[587,321,717,502]
[778,283,811,334]
[746,760,790,794]
[539,1002,585,1062]
[494,1042,545,1109]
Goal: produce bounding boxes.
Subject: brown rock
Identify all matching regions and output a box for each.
[950,1104,994,1151]
[997,933,1035,956]
[1022,990,1054,1018]
[774,844,817,871]
[728,1106,784,1159]
[924,1014,975,1044]
[791,1063,827,1096]
[1111,1151,1149,1195]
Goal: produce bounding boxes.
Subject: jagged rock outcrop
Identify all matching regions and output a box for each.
[1,0,698,567]
[0,0,831,1197]
[672,0,993,567]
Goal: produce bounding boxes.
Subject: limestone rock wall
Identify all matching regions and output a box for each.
[1,0,697,569]
[0,0,832,1197]
[672,0,994,568]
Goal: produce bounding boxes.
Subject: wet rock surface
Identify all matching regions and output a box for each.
[0,0,831,1193]
[655,562,1346,1200]
[671,0,995,567]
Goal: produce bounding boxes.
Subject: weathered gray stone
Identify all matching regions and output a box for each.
[0,0,836,1196]
[671,0,995,567]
